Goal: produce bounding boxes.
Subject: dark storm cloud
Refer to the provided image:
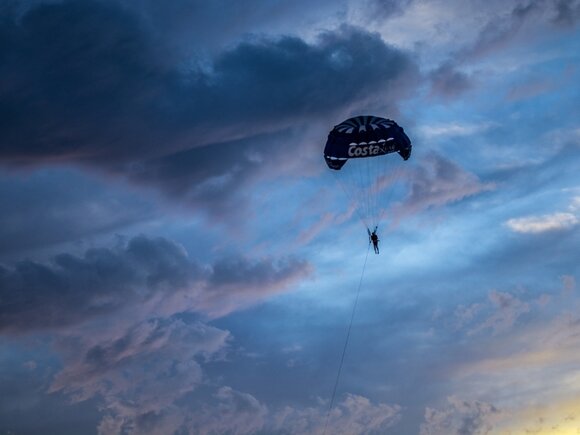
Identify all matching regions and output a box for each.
[0,235,311,333]
[0,0,419,220]
[0,0,417,164]
[204,26,416,124]
[0,0,179,164]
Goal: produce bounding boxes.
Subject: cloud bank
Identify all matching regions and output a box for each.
[0,235,311,333]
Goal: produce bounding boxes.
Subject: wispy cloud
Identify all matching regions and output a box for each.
[392,153,494,219]
[468,290,531,336]
[506,77,555,101]
[506,212,579,233]
[419,122,495,139]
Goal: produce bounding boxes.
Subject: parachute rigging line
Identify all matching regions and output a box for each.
[322,242,372,435]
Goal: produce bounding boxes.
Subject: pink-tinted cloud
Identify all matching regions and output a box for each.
[187,387,268,435]
[421,396,500,435]
[391,153,494,221]
[42,315,229,435]
[506,77,555,101]
[280,393,401,435]
[453,303,482,330]
[473,290,531,335]
[296,205,356,245]
[457,290,531,336]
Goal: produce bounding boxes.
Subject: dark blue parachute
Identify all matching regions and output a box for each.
[324,116,412,230]
[324,115,412,170]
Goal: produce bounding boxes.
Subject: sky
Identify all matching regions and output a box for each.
[0,0,579,434]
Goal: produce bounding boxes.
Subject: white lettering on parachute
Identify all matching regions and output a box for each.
[348,143,388,157]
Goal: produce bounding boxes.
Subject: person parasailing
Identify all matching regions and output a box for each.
[368,226,380,254]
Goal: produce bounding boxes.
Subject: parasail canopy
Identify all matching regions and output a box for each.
[324,115,412,230]
[324,115,411,170]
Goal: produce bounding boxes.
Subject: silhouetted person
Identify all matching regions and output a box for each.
[368,227,379,254]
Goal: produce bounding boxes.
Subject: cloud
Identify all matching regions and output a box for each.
[453,303,482,329]
[551,0,580,27]
[51,335,401,434]
[460,1,541,60]
[569,196,580,211]
[351,0,580,70]
[428,62,473,99]
[459,0,580,61]
[187,387,269,435]
[0,1,419,216]
[54,337,402,435]
[392,153,494,219]
[505,212,579,233]
[50,318,228,401]
[468,290,531,336]
[0,1,417,165]
[443,279,580,432]
[0,235,312,333]
[421,396,500,435]
[506,77,555,101]
[296,205,356,245]
[0,0,179,164]
[0,168,156,257]
[271,393,401,435]
[463,0,580,62]
[361,0,416,21]
[162,389,402,435]
[0,233,311,434]
[122,130,292,219]
[0,233,309,435]
[451,288,535,336]
[199,255,313,317]
[117,0,344,54]
[49,318,230,435]
[419,122,494,139]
